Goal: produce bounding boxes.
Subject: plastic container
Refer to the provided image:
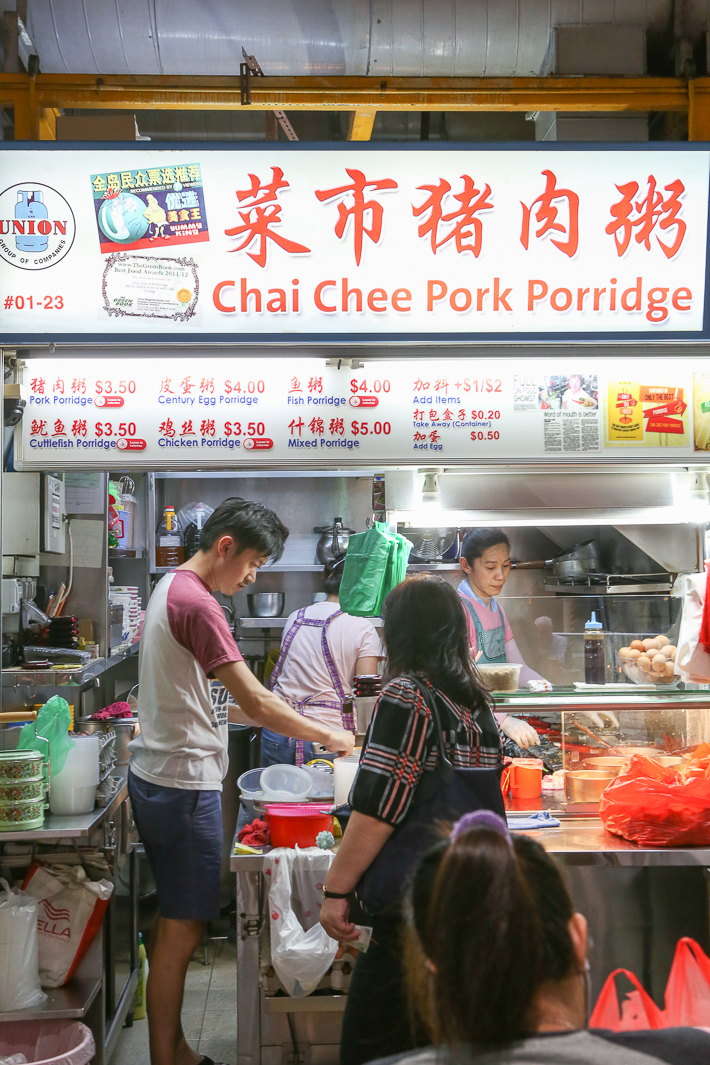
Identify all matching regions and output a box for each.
[237,767,266,801]
[155,506,184,568]
[0,1020,94,1065]
[334,752,361,807]
[266,804,333,848]
[477,663,522,693]
[49,736,99,816]
[508,758,543,799]
[584,612,605,684]
[260,764,313,802]
[302,764,335,798]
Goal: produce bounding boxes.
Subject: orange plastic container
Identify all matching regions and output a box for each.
[509,758,543,799]
[265,804,333,848]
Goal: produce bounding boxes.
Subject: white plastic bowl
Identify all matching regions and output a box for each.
[237,768,265,800]
[260,764,312,802]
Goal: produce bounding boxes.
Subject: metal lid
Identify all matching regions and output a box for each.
[0,750,44,763]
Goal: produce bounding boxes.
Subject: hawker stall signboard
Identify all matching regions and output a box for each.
[0,145,709,342]
[13,356,710,469]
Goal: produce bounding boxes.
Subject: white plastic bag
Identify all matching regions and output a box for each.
[0,879,45,1011]
[23,864,113,988]
[675,572,710,683]
[266,847,338,997]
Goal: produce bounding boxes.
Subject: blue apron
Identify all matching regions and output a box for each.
[458,583,506,664]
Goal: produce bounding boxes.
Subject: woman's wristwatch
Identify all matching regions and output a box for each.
[322,886,350,900]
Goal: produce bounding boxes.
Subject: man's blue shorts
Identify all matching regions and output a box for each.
[128,769,222,922]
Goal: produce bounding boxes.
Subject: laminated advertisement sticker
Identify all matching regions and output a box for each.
[605,379,691,448]
[91,162,208,254]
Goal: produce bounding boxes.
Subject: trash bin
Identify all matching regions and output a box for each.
[0,1020,94,1065]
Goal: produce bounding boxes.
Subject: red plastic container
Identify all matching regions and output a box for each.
[265,804,333,848]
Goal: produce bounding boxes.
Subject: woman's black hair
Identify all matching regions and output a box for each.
[460,527,510,566]
[407,829,577,1047]
[323,553,346,595]
[199,496,289,560]
[381,574,490,713]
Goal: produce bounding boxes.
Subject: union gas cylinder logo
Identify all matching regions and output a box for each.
[0,182,76,270]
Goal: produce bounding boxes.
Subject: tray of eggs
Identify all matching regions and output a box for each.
[618,636,679,686]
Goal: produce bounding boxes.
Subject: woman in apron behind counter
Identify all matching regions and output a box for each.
[458,528,548,750]
[265,554,381,766]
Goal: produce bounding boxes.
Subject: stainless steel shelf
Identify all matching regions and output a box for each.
[152,562,460,575]
[0,977,101,1022]
[0,776,128,841]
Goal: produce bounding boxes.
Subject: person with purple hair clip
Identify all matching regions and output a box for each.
[390,809,710,1065]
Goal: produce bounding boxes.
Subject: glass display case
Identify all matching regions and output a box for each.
[494,690,710,817]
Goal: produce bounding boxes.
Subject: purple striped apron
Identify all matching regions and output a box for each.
[269,607,355,766]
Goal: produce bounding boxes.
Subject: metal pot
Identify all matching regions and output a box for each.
[75,717,139,766]
[314,518,354,565]
[247,592,285,618]
[565,770,615,803]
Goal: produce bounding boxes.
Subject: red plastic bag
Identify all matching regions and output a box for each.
[599,755,710,847]
[664,938,710,1028]
[590,968,664,1031]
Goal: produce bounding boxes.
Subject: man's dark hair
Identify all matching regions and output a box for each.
[198,497,289,561]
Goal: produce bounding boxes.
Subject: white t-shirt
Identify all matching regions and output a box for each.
[272,602,382,729]
[129,570,242,790]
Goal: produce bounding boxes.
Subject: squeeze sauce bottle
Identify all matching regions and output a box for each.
[583,611,605,685]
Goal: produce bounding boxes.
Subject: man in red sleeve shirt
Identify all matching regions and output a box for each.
[128,497,354,1065]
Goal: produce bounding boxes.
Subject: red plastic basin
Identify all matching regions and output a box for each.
[265,804,333,848]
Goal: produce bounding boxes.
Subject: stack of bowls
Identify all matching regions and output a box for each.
[50,735,100,816]
[0,751,47,831]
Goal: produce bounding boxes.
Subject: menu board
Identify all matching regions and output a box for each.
[1,145,709,341]
[14,356,710,470]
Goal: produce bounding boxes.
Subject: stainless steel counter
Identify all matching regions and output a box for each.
[230,820,710,872]
[0,774,127,842]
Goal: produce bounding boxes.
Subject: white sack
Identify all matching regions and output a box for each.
[266,847,338,997]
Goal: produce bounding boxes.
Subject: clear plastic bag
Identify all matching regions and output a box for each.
[0,879,46,1012]
[265,847,338,997]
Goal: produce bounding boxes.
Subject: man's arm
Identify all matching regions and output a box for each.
[213,660,355,756]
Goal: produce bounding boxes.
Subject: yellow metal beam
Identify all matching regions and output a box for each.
[348,109,377,140]
[689,78,710,141]
[38,106,59,140]
[0,73,690,122]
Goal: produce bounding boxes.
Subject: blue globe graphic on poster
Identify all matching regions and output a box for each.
[98,192,150,245]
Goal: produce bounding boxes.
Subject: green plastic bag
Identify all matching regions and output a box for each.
[377,528,412,614]
[339,525,392,617]
[340,523,413,617]
[17,695,74,777]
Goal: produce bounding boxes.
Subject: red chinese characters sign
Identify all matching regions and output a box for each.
[0,147,707,339]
